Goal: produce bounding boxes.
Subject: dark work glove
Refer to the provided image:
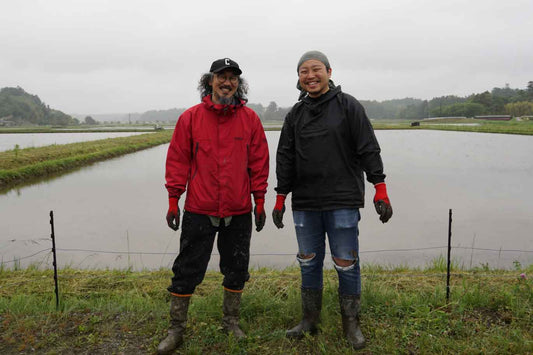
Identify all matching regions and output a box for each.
[272,194,286,229]
[166,197,180,231]
[254,198,266,232]
[373,183,393,223]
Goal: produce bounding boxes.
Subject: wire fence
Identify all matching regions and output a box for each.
[2,242,533,266]
[1,247,52,265]
[2,243,529,303]
[3,213,531,310]
[3,209,531,312]
[2,209,532,271]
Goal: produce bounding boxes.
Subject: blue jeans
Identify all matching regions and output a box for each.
[292,209,361,296]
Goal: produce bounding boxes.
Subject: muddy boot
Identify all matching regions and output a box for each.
[222,289,246,338]
[286,288,322,338]
[157,295,190,354]
[339,294,366,349]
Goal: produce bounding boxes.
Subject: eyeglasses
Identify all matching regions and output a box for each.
[215,74,239,84]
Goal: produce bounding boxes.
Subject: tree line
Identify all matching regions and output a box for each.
[257,82,533,121]
[360,82,533,119]
[2,83,532,126]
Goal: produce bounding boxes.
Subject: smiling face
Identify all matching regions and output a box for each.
[298,59,332,98]
[209,69,239,104]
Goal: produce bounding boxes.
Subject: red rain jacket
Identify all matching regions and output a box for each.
[165,95,269,218]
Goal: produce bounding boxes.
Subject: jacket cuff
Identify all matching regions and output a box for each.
[274,187,290,195]
[252,191,265,201]
[168,188,185,199]
[369,177,385,185]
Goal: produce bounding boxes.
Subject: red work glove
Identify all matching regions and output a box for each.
[166,197,180,231]
[373,183,392,223]
[272,194,286,229]
[254,197,266,232]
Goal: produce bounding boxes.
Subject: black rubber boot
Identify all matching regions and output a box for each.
[222,289,246,338]
[286,288,322,338]
[339,294,366,349]
[157,295,190,354]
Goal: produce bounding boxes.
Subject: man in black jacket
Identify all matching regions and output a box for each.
[272,50,392,349]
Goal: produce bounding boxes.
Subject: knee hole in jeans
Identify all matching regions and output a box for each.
[296,252,316,265]
[332,254,357,272]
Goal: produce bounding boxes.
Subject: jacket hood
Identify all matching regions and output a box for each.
[202,95,245,115]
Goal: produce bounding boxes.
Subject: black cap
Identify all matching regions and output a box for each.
[209,58,242,75]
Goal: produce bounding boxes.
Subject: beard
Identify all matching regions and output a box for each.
[217,96,234,105]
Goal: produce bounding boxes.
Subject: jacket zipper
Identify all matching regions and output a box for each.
[191,142,199,180]
[246,144,251,177]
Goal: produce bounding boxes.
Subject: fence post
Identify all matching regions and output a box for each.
[446,209,452,302]
[50,211,60,310]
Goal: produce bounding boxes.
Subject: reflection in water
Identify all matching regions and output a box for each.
[1,130,532,270]
[1,165,97,196]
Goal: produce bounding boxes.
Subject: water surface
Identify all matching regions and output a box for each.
[1,130,532,270]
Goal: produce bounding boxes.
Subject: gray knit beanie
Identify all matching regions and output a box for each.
[297,50,331,72]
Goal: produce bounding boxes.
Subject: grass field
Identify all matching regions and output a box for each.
[264,117,533,135]
[1,264,532,354]
[0,124,164,134]
[371,118,533,135]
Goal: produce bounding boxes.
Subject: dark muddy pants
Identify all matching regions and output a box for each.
[168,211,252,295]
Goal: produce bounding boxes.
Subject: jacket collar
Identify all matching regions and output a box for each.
[202,95,244,115]
[301,85,342,106]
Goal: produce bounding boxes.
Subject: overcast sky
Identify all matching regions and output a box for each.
[1,0,532,115]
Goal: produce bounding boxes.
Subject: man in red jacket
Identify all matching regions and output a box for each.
[158,58,269,354]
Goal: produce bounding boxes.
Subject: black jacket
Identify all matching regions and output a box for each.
[275,86,386,210]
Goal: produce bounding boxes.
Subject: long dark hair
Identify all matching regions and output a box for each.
[197,73,249,102]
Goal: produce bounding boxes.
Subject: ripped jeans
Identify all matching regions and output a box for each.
[292,209,361,296]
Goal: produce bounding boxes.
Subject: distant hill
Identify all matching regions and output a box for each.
[138,108,186,123]
[0,87,78,126]
[96,82,533,123]
[5,82,532,126]
[70,113,142,124]
[71,109,186,124]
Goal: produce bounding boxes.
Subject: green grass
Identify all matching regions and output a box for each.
[1,266,531,354]
[0,125,165,134]
[372,118,533,135]
[419,119,533,135]
[0,130,173,191]
[264,118,533,135]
